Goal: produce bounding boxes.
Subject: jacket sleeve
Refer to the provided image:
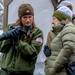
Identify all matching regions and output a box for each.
[0,25,13,53]
[0,39,12,52]
[53,26,75,72]
[15,28,43,59]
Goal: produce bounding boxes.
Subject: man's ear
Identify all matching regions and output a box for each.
[60,20,66,26]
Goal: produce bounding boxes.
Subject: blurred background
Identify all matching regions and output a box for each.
[0,0,3,30]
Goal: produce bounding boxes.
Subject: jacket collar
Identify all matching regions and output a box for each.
[51,24,64,35]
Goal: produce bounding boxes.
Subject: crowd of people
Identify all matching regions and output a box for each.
[0,0,75,75]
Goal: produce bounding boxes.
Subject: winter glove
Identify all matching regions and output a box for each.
[10,26,26,42]
[43,45,51,57]
[0,26,26,42]
[66,62,75,75]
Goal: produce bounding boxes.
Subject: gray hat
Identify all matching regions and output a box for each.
[56,0,73,10]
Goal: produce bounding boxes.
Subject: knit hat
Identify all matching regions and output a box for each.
[56,0,73,10]
[53,6,73,21]
[18,4,34,18]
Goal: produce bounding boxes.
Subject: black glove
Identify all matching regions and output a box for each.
[43,45,51,57]
[10,26,26,42]
[66,62,75,75]
[0,26,26,42]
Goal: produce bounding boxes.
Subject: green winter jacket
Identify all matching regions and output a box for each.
[45,22,75,75]
[0,24,43,74]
